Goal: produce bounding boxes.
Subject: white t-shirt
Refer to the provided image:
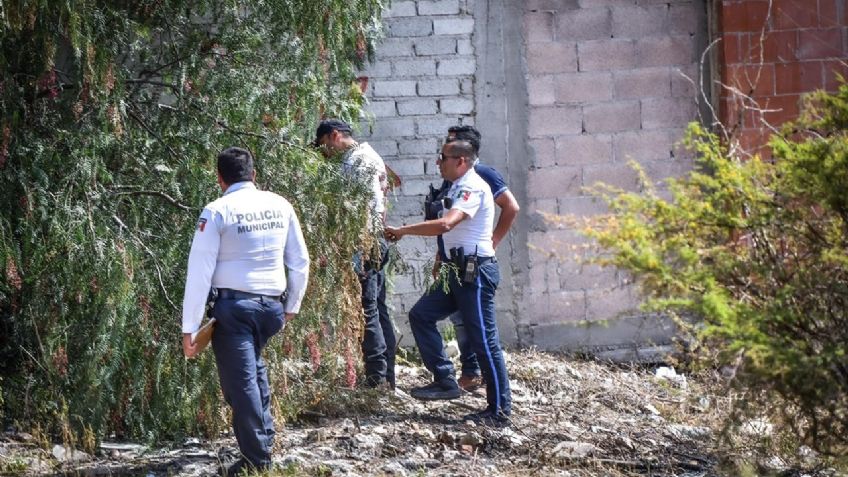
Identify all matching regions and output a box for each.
[441,168,495,258]
[341,142,387,223]
[181,182,310,333]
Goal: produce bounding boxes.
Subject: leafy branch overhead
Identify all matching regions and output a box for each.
[0,0,384,441]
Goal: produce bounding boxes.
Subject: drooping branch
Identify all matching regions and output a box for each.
[124,79,180,93]
[125,105,182,162]
[109,188,196,211]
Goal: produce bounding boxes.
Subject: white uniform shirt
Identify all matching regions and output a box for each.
[442,168,495,258]
[181,182,310,334]
[341,142,387,224]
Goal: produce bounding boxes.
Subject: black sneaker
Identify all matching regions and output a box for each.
[463,408,511,427]
[410,379,461,401]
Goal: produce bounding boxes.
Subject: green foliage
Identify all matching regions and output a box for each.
[0,456,28,475]
[580,85,848,452]
[0,0,384,441]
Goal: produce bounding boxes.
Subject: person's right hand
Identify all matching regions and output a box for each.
[384,225,404,242]
[183,333,199,359]
[431,261,441,280]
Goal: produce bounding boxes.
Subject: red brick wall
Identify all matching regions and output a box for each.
[718,0,848,155]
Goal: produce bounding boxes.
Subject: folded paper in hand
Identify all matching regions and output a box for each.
[190,318,216,354]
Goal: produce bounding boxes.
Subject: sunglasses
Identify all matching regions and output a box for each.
[438,153,462,162]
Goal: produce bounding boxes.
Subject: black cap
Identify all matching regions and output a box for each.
[314,119,352,146]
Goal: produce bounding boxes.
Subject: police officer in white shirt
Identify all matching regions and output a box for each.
[385,139,512,426]
[426,125,520,393]
[181,147,310,474]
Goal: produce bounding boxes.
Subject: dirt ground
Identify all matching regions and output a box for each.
[1,349,843,476]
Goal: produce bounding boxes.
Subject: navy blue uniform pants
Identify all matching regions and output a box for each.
[212,296,285,468]
[438,238,480,377]
[409,260,511,415]
[359,239,396,387]
[450,312,481,377]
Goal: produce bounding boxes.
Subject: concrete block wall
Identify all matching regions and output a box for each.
[520,0,706,350]
[359,0,708,355]
[718,0,848,157]
[359,0,848,355]
[358,0,478,324]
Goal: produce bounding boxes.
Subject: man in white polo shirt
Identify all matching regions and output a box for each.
[424,125,520,392]
[385,139,512,426]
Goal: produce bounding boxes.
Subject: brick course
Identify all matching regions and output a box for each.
[418,0,460,15]
[611,5,668,39]
[583,101,642,133]
[613,68,671,99]
[641,97,699,129]
[527,42,578,74]
[417,78,461,96]
[555,72,613,103]
[386,17,433,37]
[414,37,457,55]
[386,1,417,17]
[557,8,612,41]
[528,76,556,106]
[397,99,438,116]
[373,80,418,97]
[719,0,848,157]
[434,18,474,34]
[578,40,638,71]
[556,134,613,166]
[529,105,583,136]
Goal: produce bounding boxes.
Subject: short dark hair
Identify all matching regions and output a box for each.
[314,118,353,146]
[217,147,254,184]
[447,125,481,155]
[445,139,475,164]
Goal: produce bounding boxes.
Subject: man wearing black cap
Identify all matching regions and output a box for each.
[314,119,396,389]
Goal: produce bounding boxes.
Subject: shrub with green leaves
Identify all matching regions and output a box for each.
[582,85,848,452]
[0,0,383,442]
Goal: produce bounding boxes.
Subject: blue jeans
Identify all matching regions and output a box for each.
[212,295,285,468]
[409,260,511,415]
[440,237,480,377]
[358,239,396,387]
[450,313,481,377]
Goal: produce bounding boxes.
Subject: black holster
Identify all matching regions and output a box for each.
[449,247,480,284]
[205,288,218,318]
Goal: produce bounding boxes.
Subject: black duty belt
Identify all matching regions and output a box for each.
[477,256,497,264]
[217,288,281,302]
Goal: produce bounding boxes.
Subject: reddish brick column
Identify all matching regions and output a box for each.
[718,0,848,156]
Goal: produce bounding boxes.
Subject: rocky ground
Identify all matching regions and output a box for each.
[1,349,844,476]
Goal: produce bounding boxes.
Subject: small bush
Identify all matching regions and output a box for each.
[579,85,848,453]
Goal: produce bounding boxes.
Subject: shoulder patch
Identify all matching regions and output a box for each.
[455,188,473,201]
[197,217,207,232]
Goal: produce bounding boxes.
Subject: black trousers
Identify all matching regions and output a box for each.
[359,239,396,387]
